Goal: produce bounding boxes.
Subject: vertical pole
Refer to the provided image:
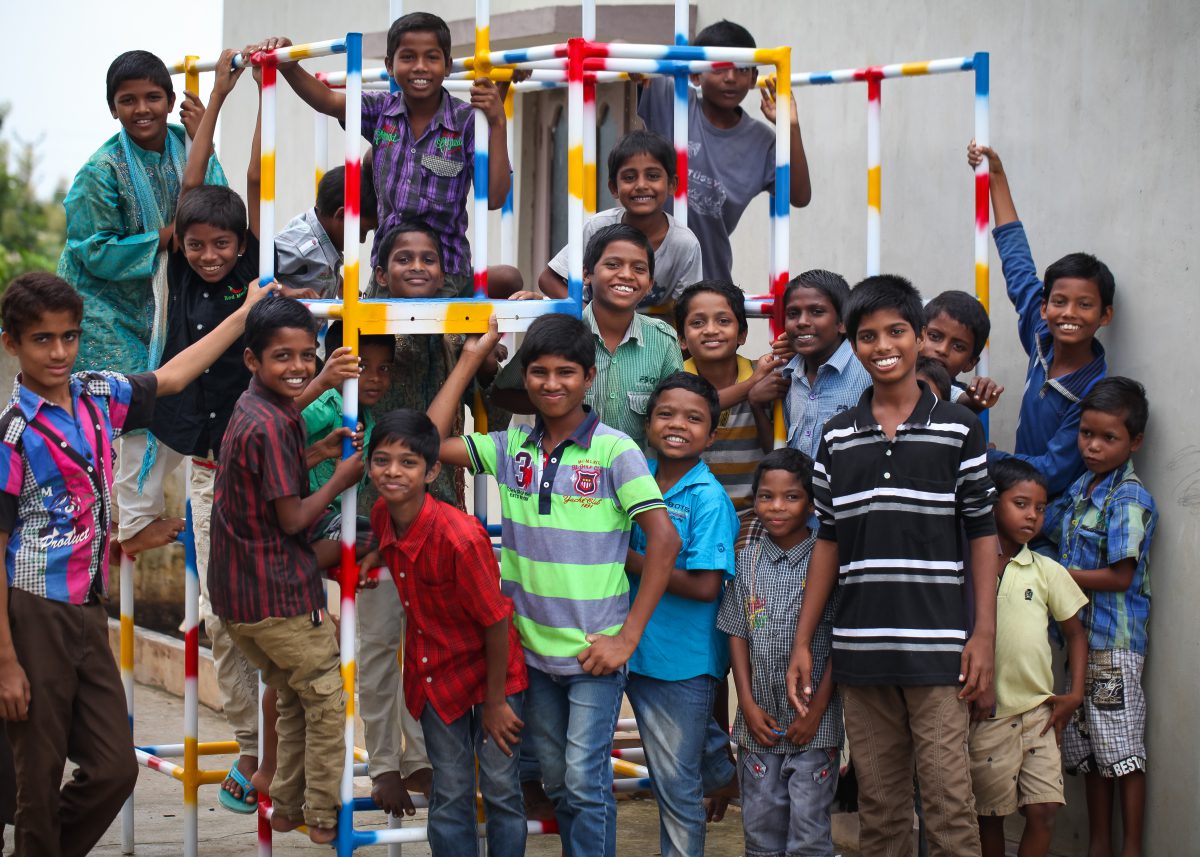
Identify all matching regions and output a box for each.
[182,461,200,857]
[582,0,596,40]
[256,674,271,857]
[259,55,278,287]
[336,31,364,857]
[120,551,135,854]
[566,38,586,310]
[866,75,881,277]
[973,52,991,379]
[672,0,688,228]
[315,113,329,200]
[472,0,492,299]
[770,48,792,449]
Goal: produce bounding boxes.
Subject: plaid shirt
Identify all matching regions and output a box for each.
[361,89,475,275]
[717,534,843,753]
[0,372,155,604]
[372,495,528,723]
[782,338,872,461]
[208,378,324,623]
[1043,460,1157,653]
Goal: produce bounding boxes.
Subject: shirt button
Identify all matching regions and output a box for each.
[196,323,204,331]
[204,369,210,374]
[884,472,891,479]
[60,441,67,448]
[209,412,217,419]
[550,458,557,464]
[425,676,432,683]
[411,148,416,154]
[542,482,550,488]
[87,466,94,473]
[202,292,209,298]
[417,629,422,634]
[608,393,615,399]
[404,601,409,607]
[421,657,428,663]
[809,393,817,400]
[399,572,405,579]
[885,449,892,456]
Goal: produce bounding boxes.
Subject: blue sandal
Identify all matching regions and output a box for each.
[218,763,258,814]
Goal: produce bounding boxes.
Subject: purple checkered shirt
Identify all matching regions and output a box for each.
[361,89,475,275]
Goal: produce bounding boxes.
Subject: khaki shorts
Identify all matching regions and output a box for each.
[969,703,1064,816]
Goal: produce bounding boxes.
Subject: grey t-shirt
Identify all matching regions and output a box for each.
[275,208,342,298]
[547,207,703,307]
[637,76,776,284]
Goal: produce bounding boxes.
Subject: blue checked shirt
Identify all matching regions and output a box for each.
[1043,460,1157,653]
[782,338,872,460]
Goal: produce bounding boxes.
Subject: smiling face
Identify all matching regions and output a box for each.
[111,78,174,152]
[376,231,444,298]
[646,387,716,461]
[182,223,244,284]
[609,152,674,219]
[522,354,595,421]
[680,290,745,364]
[245,327,318,400]
[691,65,757,114]
[386,30,448,102]
[994,479,1048,556]
[1,310,81,401]
[852,307,922,387]
[921,311,978,377]
[785,286,844,366]
[585,240,653,312]
[357,342,395,408]
[1041,277,1112,349]
[369,438,439,507]
[1078,408,1142,477]
[753,468,813,550]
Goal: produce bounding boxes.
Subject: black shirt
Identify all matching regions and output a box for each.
[152,232,259,458]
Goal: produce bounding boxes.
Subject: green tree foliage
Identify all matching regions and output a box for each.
[0,104,66,288]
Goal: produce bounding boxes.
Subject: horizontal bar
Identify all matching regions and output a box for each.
[301,297,581,335]
[137,741,241,758]
[169,38,348,75]
[616,717,638,732]
[585,57,743,74]
[613,777,653,793]
[770,55,975,88]
[600,43,766,63]
[612,758,650,779]
[358,818,559,846]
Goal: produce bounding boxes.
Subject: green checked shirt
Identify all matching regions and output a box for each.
[464,409,666,675]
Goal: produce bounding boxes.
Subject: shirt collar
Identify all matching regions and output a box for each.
[1034,333,1107,402]
[1009,544,1038,568]
[583,303,640,348]
[1080,459,1136,511]
[12,372,82,422]
[381,87,458,133]
[782,338,855,380]
[648,458,713,501]
[525,406,601,451]
[304,208,343,262]
[248,376,300,411]
[682,355,754,383]
[758,531,817,565]
[850,381,938,432]
[377,493,438,559]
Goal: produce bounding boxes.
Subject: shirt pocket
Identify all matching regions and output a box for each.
[626,391,651,417]
[420,153,464,178]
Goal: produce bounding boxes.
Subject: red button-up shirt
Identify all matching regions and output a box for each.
[372,495,527,724]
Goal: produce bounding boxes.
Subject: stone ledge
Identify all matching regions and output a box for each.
[107,619,226,713]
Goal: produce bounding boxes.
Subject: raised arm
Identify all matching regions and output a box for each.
[265,37,347,121]
[428,317,502,470]
[182,50,244,197]
[968,140,1018,227]
[470,79,513,210]
[760,76,811,208]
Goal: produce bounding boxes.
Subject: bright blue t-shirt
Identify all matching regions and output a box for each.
[628,459,738,681]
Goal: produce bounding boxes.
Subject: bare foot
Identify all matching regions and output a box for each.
[401,767,433,800]
[522,779,556,821]
[121,517,185,556]
[249,762,275,800]
[308,825,336,845]
[372,771,416,817]
[270,812,303,833]
[223,754,259,806]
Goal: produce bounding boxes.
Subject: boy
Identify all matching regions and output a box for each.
[1043,377,1157,857]
[718,448,843,857]
[268,12,511,296]
[786,275,1002,857]
[0,270,274,857]
[58,49,226,555]
[538,130,702,308]
[970,140,1113,497]
[751,269,870,461]
[637,19,811,282]
[499,224,684,449]
[921,290,1003,412]
[971,458,1088,857]
[361,409,528,856]
[275,160,380,299]
[428,312,681,857]
[207,297,363,844]
[624,372,739,856]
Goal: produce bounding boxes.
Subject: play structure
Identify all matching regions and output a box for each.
[117,1,991,854]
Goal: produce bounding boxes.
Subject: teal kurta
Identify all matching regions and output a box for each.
[58,124,226,373]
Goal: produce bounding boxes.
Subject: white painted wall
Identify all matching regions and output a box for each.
[219,2,1199,850]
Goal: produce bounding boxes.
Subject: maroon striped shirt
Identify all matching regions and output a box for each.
[209,378,324,623]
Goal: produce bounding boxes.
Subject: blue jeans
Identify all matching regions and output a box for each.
[738,746,839,857]
[524,667,625,857]
[626,673,737,857]
[419,694,527,857]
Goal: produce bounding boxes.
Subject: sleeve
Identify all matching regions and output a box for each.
[102,371,158,435]
[259,423,305,502]
[661,332,685,377]
[301,394,338,446]
[546,242,568,278]
[60,164,159,282]
[813,433,837,541]
[1105,485,1154,565]
[1041,490,1071,546]
[715,560,750,638]
[609,441,666,518]
[203,153,229,187]
[1006,403,1086,498]
[274,225,307,280]
[549,213,601,279]
[1046,561,1089,622]
[992,221,1045,356]
[636,76,674,136]
[678,487,738,576]
[359,92,388,143]
[669,232,704,300]
[457,519,511,628]
[956,417,997,539]
[463,430,502,477]
[0,434,23,503]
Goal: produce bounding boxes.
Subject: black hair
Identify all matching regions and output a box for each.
[751,448,814,498]
[387,12,452,64]
[783,269,851,321]
[368,408,441,469]
[924,290,991,362]
[1,273,84,341]
[915,356,952,401]
[694,20,756,49]
[106,50,173,111]
[673,280,748,336]
[245,297,318,358]
[519,313,595,373]
[315,165,379,223]
[646,371,720,433]
[1079,376,1149,438]
[176,186,248,242]
[844,274,925,341]
[322,322,396,359]
[987,457,1049,496]
[1043,252,1115,310]
[583,223,655,280]
[606,130,676,183]
[374,222,444,271]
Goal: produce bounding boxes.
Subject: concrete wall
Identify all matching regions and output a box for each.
[220,1,1199,850]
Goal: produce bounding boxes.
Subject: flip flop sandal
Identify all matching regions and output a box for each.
[217,763,258,814]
